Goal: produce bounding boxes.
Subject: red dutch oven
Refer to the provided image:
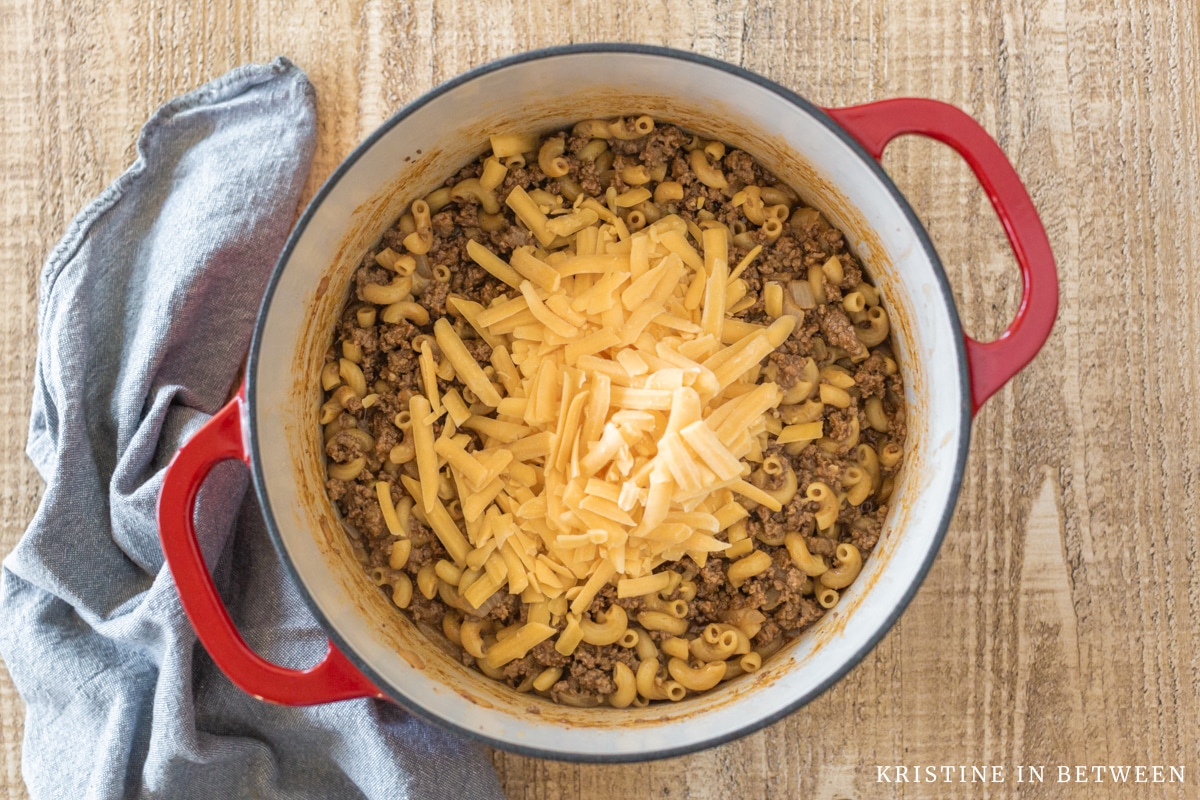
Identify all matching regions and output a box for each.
[157,45,1057,761]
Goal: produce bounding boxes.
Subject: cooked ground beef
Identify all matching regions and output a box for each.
[322,117,907,706]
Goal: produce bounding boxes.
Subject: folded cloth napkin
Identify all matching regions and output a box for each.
[0,57,505,800]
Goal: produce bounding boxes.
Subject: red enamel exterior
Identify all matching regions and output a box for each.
[824,99,1059,415]
[156,386,382,705]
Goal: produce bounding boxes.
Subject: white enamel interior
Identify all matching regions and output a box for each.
[250,49,968,759]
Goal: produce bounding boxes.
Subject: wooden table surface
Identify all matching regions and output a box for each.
[2,1,1197,798]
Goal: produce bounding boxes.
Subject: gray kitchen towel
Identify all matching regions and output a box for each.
[0,57,504,800]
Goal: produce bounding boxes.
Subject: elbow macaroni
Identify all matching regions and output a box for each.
[322,115,906,708]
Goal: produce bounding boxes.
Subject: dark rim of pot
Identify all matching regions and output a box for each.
[246,42,973,763]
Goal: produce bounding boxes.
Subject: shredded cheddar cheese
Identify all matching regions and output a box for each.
[402,207,799,613]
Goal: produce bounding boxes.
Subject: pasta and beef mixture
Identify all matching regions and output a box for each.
[320,116,907,707]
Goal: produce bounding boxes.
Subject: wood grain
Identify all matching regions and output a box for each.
[2,1,1197,798]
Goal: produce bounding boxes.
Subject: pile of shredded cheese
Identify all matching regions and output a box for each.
[394,183,827,618]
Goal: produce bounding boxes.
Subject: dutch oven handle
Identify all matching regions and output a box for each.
[824,99,1058,415]
[157,386,383,705]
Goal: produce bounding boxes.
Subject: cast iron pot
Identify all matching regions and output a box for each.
[158,44,1057,761]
